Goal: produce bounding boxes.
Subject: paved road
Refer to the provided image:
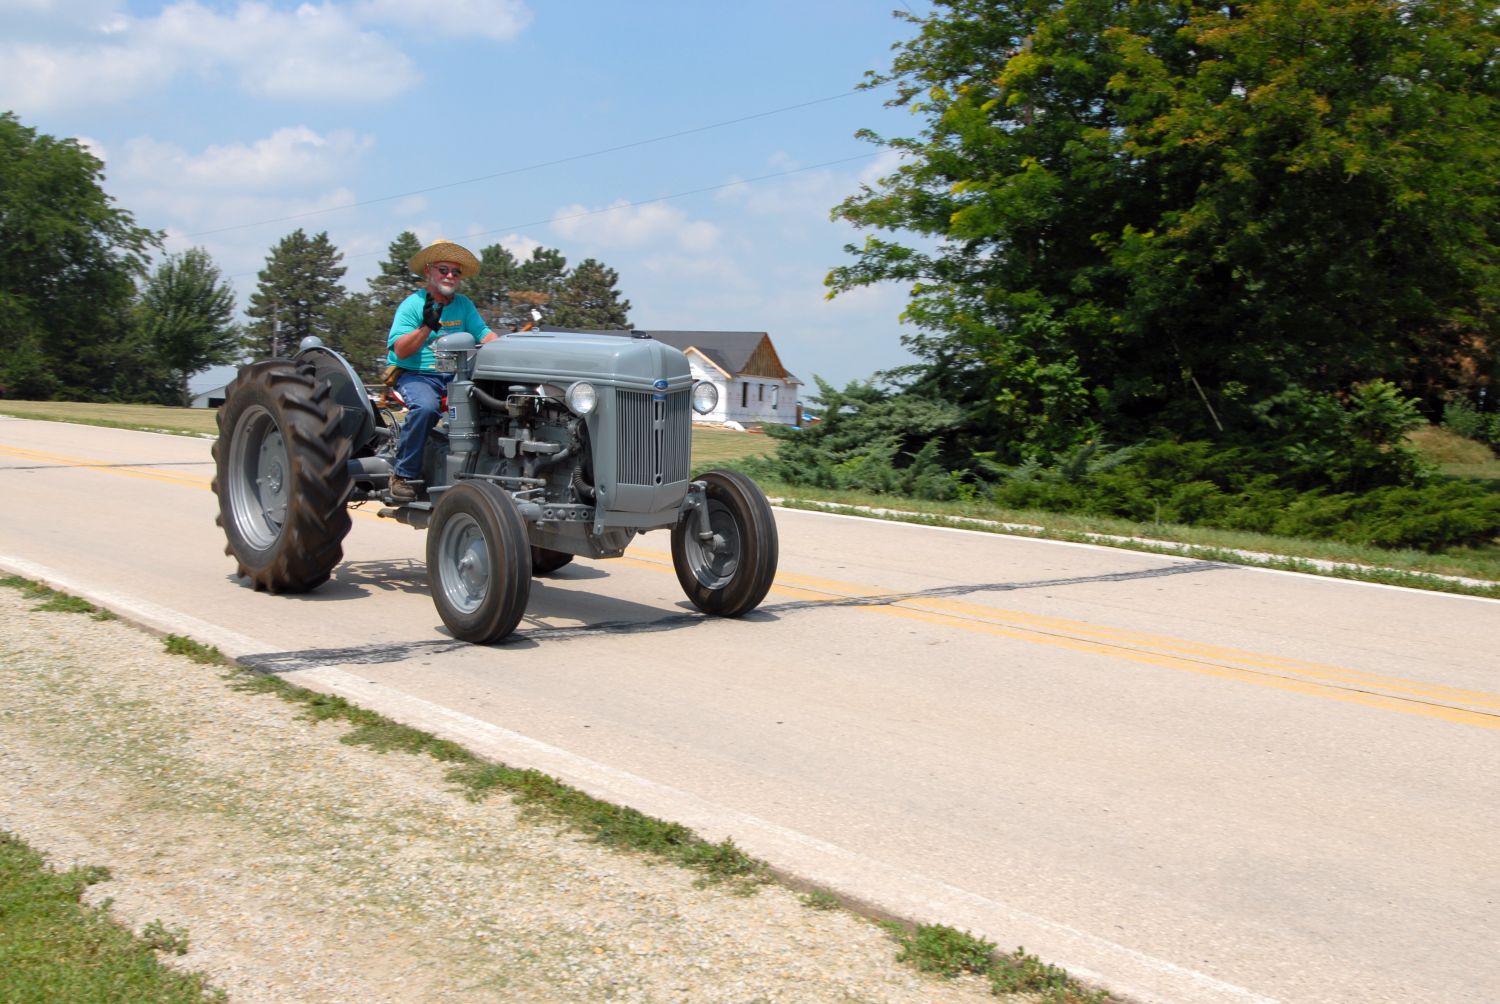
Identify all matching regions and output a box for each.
[3,416,1497,1004]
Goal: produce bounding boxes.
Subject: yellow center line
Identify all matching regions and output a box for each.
[0,443,212,488]
[623,547,1500,730]
[11,442,1494,728]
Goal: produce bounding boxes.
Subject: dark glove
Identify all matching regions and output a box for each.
[421,296,444,333]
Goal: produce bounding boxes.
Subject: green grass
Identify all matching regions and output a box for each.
[882,923,1113,1002]
[0,831,223,1004]
[0,576,116,620]
[0,399,221,436]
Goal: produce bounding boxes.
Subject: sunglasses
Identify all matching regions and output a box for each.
[432,265,463,277]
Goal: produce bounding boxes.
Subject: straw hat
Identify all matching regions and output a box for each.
[408,239,481,278]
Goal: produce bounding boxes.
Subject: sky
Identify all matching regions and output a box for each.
[2,0,938,394]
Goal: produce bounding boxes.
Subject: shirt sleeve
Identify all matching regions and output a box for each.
[388,294,423,347]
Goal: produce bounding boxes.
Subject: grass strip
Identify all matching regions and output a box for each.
[0,575,117,619]
[6,576,1117,998]
[884,923,1113,1002]
[774,500,1500,600]
[194,639,771,893]
[0,831,223,1004]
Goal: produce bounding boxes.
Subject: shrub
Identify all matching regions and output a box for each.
[1443,397,1500,449]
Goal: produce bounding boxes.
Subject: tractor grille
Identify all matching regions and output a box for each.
[616,389,691,486]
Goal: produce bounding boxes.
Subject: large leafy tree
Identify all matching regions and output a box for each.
[0,112,159,399]
[830,0,1500,460]
[550,258,632,329]
[134,247,239,404]
[243,229,347,358]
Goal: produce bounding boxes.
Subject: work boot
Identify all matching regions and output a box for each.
[387,474,417,503]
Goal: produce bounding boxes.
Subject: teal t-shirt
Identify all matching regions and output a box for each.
[387,291,493,371]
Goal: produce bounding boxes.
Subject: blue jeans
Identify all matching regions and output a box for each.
[393,370,453,480]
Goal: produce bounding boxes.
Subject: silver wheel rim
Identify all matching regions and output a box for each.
[437,513,489,615]
[227,405,289,549]
[684,501,740,589]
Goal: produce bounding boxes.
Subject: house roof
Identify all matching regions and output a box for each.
[565,329,800,384]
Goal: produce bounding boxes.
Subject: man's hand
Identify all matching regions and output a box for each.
[421,297,444,333]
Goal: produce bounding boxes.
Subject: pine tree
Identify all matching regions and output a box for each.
[243,229,347,358]
[466,243,521,330]
[550,258,631,329]
[368,231,422,312]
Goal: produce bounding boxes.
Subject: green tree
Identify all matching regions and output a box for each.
[243,229,347,358]
[465,243,523,329]
[830,0,1500,459]
[0,112,159,399]
[550,258,632,329]
[367,230,422,313]
[134,248,239,405]
[324,294,389,381]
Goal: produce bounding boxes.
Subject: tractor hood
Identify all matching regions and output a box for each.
[471,330,693,393]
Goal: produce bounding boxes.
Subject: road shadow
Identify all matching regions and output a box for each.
[233,556,1219,674]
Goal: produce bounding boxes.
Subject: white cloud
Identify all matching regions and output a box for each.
[117,127,373,191]
[0,41,173,113]
[0,0,419,114]
[498,233,542,260]
[551,200,720,252]
[354,0,530,41]
[392,195,428,217]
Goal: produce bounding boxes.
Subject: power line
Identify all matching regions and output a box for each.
[225,151,878,278]
[179,89,868,241]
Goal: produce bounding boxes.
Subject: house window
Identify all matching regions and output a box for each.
[771,386,779,410]
[758,383,765,402]
[741,382,748,407]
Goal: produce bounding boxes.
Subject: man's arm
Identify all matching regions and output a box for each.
[391,324,438,359]
[389,294,443,358]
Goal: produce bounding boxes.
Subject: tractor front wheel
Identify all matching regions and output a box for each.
[671,470,778,618]
[428,481,533,643]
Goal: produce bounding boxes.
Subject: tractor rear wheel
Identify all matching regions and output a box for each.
[212,360,353,593]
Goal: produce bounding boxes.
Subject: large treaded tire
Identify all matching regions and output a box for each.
[427,481,533,643]
[211,360,353,593]
[671,469,778,617]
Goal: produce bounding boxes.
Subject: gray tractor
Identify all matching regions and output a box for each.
[210,327,778,643]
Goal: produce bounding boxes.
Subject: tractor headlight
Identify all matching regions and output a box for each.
[691,380,719,415]
[566,381,598,416]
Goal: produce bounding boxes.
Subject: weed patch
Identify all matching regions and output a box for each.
[880,922,1114,1001]
[887,922,996,978]
[989,945,1113,1002]
[1,576,114,619]
[164,635,229,665]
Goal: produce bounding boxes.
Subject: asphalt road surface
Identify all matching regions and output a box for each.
[2,416,1497,1004]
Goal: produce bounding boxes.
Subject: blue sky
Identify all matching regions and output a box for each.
[3,0,936,393]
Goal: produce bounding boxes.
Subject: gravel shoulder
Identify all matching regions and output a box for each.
[0,588,1001,1004]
